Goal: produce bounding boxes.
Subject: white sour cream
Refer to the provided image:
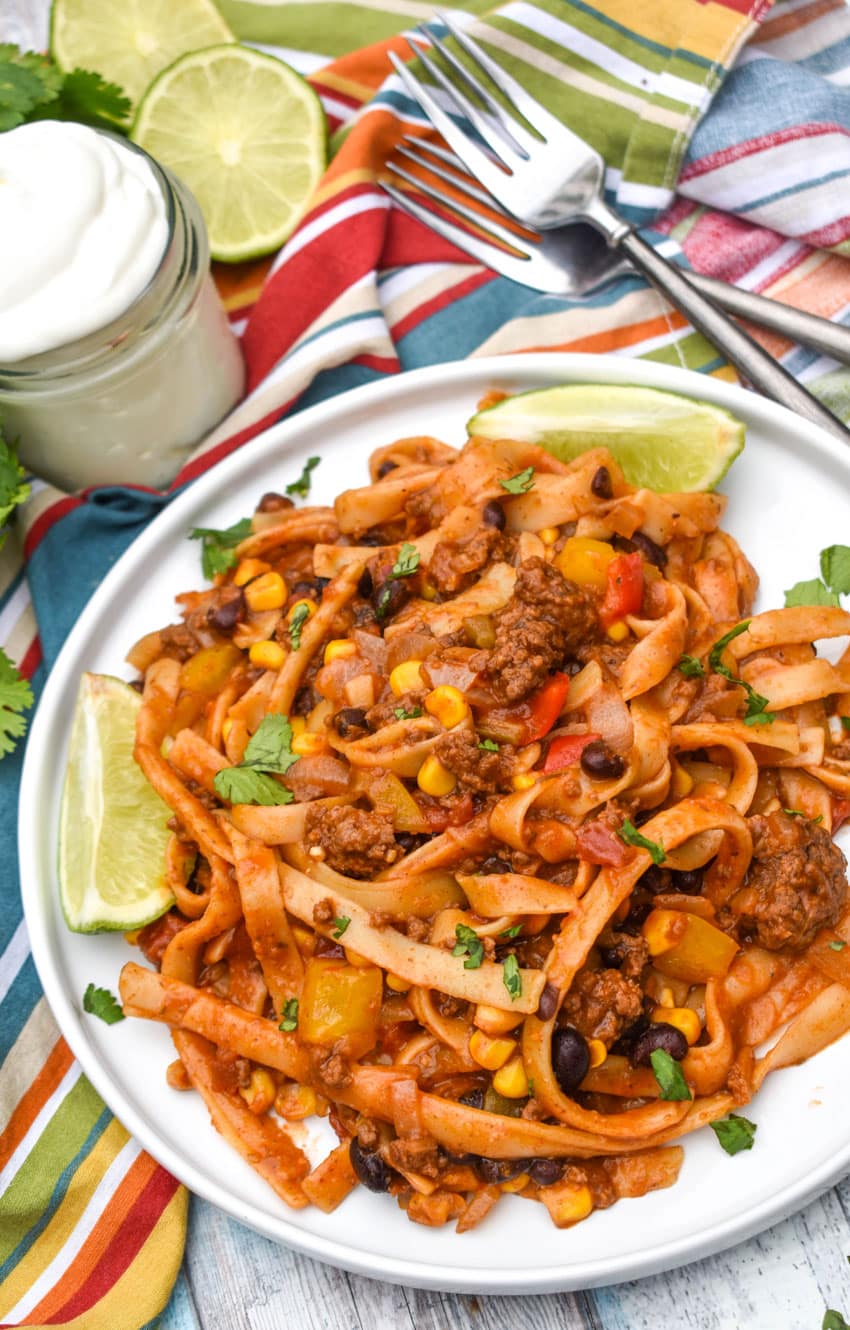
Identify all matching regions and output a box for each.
[0,120,169,363]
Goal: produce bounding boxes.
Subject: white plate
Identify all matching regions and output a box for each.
[19,354,850,1293]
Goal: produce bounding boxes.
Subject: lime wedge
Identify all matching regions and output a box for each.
[131,45,327,263]
[467,384,745,491]
[59,673,174,933]
[50,0,234,111]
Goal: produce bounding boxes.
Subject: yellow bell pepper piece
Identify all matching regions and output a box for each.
[299,957,383,1059]
[554,536,617,590]
[642,909,738,983]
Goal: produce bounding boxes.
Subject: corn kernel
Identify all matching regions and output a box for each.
[670,763,694,798]
[417,754,457,796]
[586,1038,607,1069]
[234,557,270,587]
[538,526,560,546]
[493,1054,530,1098]
[292,923,314,957]
[249,640,286,670]
[500,1173,531,1193]
[653,1005,702,1045]
[324,639,357,664]
[238,1067,276,1115]
[424,684,470,729]
[290,715,307,737]
[469,1029,516,1070]
[606,620,630,643]
[292,731,329,757]
[221,717,233,742]
[345,946,372,967]
[390,660,424,696]
[512,773,537,791]
[386,972,412,993]
[287,597,316,624]
[244,571,286,612]
[474,1004,524,1036]
[548,1184,593,1227]
[274,1083,318,1121]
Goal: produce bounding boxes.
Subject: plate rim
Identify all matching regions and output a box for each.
[18,352,850,1293]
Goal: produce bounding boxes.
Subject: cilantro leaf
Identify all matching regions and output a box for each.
[743,689,774,726]
[242,714,299,776]
[502,953,522,1001]
[0,46,129,134]
[478,738,500,752]
[332,916,350,939]
[43,68,131,131]
[708,621,751,678]
[830,940,847,952]
[823,1312,850,1330]
[285,456,320,499]
[289,603,310,650]
[821,545,850,596]
[783,809,822,824]
[842,717,850,732]
[452,923,484,970]
[784,578,840,609]
[499,466,535,495]
[500,924,523,938]
[0,57,56,130]
[82,983,125,1025]
[0,426,30,545]
[279,998,299,1032]
[189,517,252,580]
[649,1049,691,1101]
[710,1113,756,1156]
[677,655,705,679]
[214,767,294,806]
[618,818,665,865]
[394,705,422,720]
[707,622,774,726]
[0,647,33,758]
[390,543,420,579]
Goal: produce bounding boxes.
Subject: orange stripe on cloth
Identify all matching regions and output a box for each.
[753,0,845,41]
[0,1037,73,1173]
[521,309,690,355]
[25,1151,165,1324]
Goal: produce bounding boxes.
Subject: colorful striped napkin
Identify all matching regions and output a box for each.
[2,1,850,1324]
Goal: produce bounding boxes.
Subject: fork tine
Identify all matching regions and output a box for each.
[408,33,519,166]
[419,26,534,158]
[397,138,514,214]
[388,160,534,252]
[435,9,565,143]
[387,50,513,199]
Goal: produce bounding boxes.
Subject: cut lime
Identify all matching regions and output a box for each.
[59,673,174,933]
[467,384,745,491]
[50,0,235,112]
[132,44,327,262]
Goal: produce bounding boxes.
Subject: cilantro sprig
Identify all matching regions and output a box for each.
[649,1049,691,1101]
[390,543,420,579]
[502,953,522,1002]
[453,923,484,970]
[286,457,320,499]
[332,916,351,939]
[83,983,125,1025]
[0,427,29,547]
[289,603,310,651]
[190,517,252,580]
[394,705,422,720]
[618,818,665,865]
[279,998,299,1032]
[0,45,130,132]
[785,543,850,609]
[0,648,33,757]
[710,1113,756,1156]
[214,714,298,806]
[708,622,773,727]
[478,738,499,752]
[499,466,535,495]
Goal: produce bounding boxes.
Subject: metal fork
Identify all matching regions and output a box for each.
[384,139,850,367]
[387,15,850,443]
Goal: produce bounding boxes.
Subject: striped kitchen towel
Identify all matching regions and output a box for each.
[3,0,850,1325]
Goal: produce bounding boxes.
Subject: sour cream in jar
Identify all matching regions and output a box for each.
[0,121,245,491]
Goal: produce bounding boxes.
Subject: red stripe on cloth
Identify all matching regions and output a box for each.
[391,270,494,342]
[804,217,850,249]
[680,121,850,183]
[23,497,84,560]
[311,81,361,111]
[170,402,292,489]
[352,352,401,373]
[19,635,42,680]
[382,207,483,269]
[703,0,771,16]
[680,211,789,282]
[44,1167,182,1324]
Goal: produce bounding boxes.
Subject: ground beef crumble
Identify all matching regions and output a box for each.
[304,805,399,879]
[427,528,507,596]
[561,967,643,1044]
[433,729,515,793]
[486,557,598,702]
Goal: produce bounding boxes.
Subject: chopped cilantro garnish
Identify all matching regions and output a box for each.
[783,809,823,824]
[710,1114,756,1156]
[213,714,298,806]
[708,621,751,678]
[677,655,705,679]
[649,1049,691,1101]
[452,923,484,970]
[279,998,299,1032]
[190,517,252,580]
[478,738,500,752]
[0,647,33,758]
[821,546,850,596]
[842,717,850,732]
[502,953,522,1002]
[289,603,310,651]
[500,924,523,939]
[394,705,423,720]
[285,456,320,499]
[707,621,773,726]
[830,940,847,952]
[823,1312,850,1330]
[618,818,665,865]
[390,543,420,578]
[0,45,129,133]
[499,466,535,495]
[784,578,840,609]
[332,916,350,939]
[0,424,29,548]
[83,983,125,1025]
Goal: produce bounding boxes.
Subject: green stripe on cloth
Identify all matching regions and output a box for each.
[216,0,493,54]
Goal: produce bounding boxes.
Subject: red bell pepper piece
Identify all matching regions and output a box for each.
[525,672,570,743]
[576,820,631,866]
[599,551,643,626]
[420,792,475,832]
[833,798,850,832]
[543,732,600,775]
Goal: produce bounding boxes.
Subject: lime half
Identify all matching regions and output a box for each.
[59,673,174,933]
[132,44,327,262]
[467,384,745,491]
[50,0,234,111]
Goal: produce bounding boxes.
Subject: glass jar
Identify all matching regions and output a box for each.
[0,136,245,492]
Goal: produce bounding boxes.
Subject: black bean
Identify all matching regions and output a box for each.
[349,1139,394,1192]
[289,580,319,601]
[630,1022,688,1067]
[482,499,506,531]
[480,855,512,876]
[591,465,613,500]
[207,588,245,633]
[610,1014,649,1057]
[537,981,560,1022]
[360,532,385,547]
[640,865,670,894]
[292,685,316,716]
[580,740,626,780]
[333,707,368,739]
[458,1089,485,1110]
[377,459,398,479]
[674,868,704,895]
[529,1158,565,1187]
[257,491,294,513]
[631,530,667,568]
[357,567,373,599]
[551,1026,590,1094]
[618,900,654,935]
[474,1157,501,1184]
[473,1157,527,1184]
[129,678,144,693]
[395,831,430,854]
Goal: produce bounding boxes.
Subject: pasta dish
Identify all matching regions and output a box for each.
[116,393,850,1230]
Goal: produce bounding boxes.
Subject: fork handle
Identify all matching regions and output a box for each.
[612,226,850,444]
[687,272,850,365]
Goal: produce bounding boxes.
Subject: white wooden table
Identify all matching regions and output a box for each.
[6,0,850,1323]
